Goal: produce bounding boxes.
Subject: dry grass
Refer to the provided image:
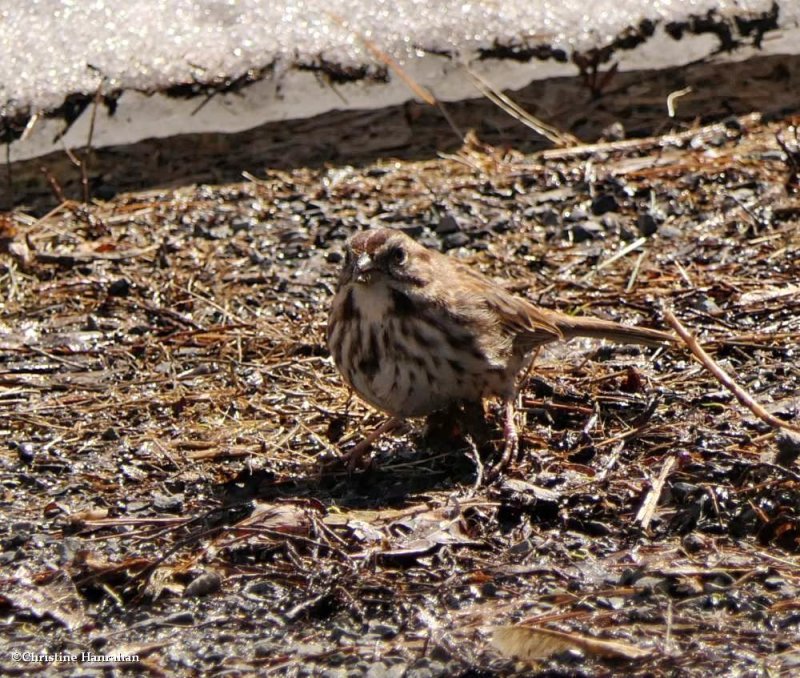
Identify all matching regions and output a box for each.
[1,112,799,675]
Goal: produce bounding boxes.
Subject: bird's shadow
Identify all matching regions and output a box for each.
[213,367,662,511]
[212,426,482,511]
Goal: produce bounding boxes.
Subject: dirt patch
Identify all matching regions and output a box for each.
[1,112,799,675]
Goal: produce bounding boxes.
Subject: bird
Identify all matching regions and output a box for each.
[326,227,674,473]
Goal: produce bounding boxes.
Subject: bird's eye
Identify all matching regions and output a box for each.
[391,246,407,266]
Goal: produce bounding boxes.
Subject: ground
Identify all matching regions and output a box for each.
[1,112,800,676]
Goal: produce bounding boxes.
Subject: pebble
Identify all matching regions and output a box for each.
[637,212,659,236]
[775,431,800,467]
[365,663,390,678]
[185,571,222,597]
[164,611,195,626]
[368,622,398,639]
[565,220,604,242]
[441,232,470,250]
[295,642,325,657]
[435,214,461,234]
[386,664,408,678]
[107,278,131,297]
[153,492,184,513]
[535,209,559,227]
[101,427,120,441]
[681,533,706,554]
[591,193,619,215]
[16,442,35,464]
[321,669,348,678]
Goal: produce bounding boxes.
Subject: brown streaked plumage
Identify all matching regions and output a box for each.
[327,228,674,472]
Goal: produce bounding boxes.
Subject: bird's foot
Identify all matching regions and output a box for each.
[342,417,403,471]
[487,399,519,481]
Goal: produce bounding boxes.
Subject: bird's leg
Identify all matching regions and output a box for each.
[517,346,542,389]
[485,348,540,480]
[345,417,403,471]
[487,398,519,480]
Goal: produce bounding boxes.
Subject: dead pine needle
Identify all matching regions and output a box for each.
[635,455,676,530]
[464,65,579,147]
[663,307,800,434]
[327,12,463,143]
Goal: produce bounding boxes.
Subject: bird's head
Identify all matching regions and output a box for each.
[338,228,432,291]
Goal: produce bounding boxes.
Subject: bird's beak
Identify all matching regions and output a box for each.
[354,253,375,282]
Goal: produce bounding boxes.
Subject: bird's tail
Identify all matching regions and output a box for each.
[550,313,675,347]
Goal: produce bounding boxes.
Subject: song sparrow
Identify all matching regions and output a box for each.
[327,228,674,472]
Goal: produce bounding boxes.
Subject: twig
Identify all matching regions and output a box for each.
[463,434,484,494]
[581,236,647,281]
[635,455,676,530]
[327,12,463,143]
[41,166,67,203]
[540,112,761,161]
[665,600,674,654]
[4,143,11,209]
[34,244,159,265]
[464,65,579,147]
[666,87,692,118]
[625,250,647,292]
[663,308,800,433]
[80,81,104,203]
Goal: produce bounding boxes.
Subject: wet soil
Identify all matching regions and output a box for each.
[1,111,800,676]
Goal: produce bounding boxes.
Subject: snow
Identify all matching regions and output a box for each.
[2,0,799,162]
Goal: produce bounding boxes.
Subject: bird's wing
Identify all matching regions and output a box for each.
[457,264,563,347]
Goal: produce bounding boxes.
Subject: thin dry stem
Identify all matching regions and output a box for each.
[663,308,800,434]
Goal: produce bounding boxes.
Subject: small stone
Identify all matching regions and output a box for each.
[566,220,604,242]
[764,575,788,591]
[386,664,408,678]
[591,193,619,215]
[633,576,667,592]
[101,427,120,441]
[564,206,589,222]
[435,215,461,234]
[681,533,706,553]
[16,442,35,464]
[185,571,222,597]
[107,278,130,297]
[254,643,276,658]
[659,224,682,239]
[601,121,626,140]
[537,209,559,227]
[775,431,800,467]
[691,295,722,314]
[368,622,398,639]
[164,611,195,626]
[637,212,659,236]
[365,663,389,678]
[321,669,348,678]
[295,642,325,657]
[153,493,183,513]
[441,232,470,250]
[759,150,786,162]
[231,217,256,233]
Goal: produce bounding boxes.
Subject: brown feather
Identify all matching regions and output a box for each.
[328,227,673,422]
